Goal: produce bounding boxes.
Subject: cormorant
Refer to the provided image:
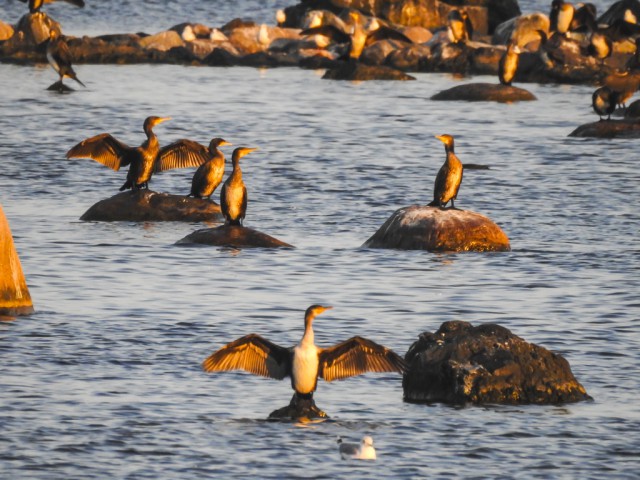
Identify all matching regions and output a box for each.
[499,42,521,85]
[187,138,232,200]
[46,29,85,92]
[19,0,85,13]
[592,86,620,120]
[587,31,613,65]
[603,70,640,107]
[550,0,575,35]
[300,10,412,61]
[447,9,472,44]
[66,116,212,191]
[202,305,407,406]
[570,3,597,32]
[338,436,376,460]
[428,134,464,209]
[219,146,257,225]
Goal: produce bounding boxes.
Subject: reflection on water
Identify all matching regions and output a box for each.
[1,0,640,477]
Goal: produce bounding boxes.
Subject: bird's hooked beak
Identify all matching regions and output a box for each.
[304,304,333,327]
[156,116,171,125]
[220,140,233,147]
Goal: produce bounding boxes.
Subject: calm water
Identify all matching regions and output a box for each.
[1,1,640,479]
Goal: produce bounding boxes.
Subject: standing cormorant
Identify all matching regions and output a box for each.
[219,146,256,225]
[447,9,472,44]
[592,86,620,120]
[187,138,232,199]
[428,134,464,209]
[550,0,575,35]
[588,31,613,65]
[19,0,85,13]
[202,305,406,408]
[499,42,521,86]
[66,116,212,191]
[46,29,85,92]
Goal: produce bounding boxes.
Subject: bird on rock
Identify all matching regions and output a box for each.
[428,134,464,209]
[46,29,85,92]
[219,146,257,225]
[187,137,232,200]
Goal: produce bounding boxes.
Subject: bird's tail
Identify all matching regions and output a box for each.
[72,75,86,88]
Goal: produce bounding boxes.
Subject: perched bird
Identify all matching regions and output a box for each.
[570,3,597,33]
[428,134,464,209]
[301,10,412,61]
[19,0,84,13]
[592,86,620,120]
[338,436,377,460]
[447,9,472,44]
[550,0,576,35]
[499,42,521,85]
[220,146,257,225]
[187,138,232,200]
[66,116,212,191]
[587,31,613,65]
[46,29,85,92]
[602,70,640,107]
[202,305,407,406]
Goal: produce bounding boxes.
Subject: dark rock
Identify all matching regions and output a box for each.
[362,205,510,252]
[203,47,241,66]
[568,118,640,138]
[0,12,60,60]
[176,224,293,249]
[46,80,75,93]
[385,44,432,71]
[431,82,536,102]
[322,61,416,80]
[80,190,222,222]
[268,394,328,420]
[403,320,592,404]
[624,99,640,117]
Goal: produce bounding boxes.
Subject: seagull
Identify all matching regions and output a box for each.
[338,436,377,460]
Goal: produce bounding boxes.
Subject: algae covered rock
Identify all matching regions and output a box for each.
[80,190,222,222]
[431,82,536,102]
[362,205,510,252]
[176,224,293,248]
[403,321,592,404]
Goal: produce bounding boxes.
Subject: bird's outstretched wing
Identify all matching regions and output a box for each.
[300,25,351,44]
[66,133,132,171]
[202,333,291,380]
[155,139,210,172]
[366,26,413,47]
[319,336,407,382]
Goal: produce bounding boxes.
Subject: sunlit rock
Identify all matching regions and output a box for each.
[224,23,301,54]
[176,224,293,249]
[80,190,222,222]
[362,205,510,252]
[0,204,34,317]
[0,12,60,60]
[138,30,185,51]
[268,394,327,420]
[403,321,592,404]
[431,82,536,102]
[400,26,433,44]
[568,119,640,138]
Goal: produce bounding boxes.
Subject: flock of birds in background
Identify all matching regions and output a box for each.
[11,0,640,459]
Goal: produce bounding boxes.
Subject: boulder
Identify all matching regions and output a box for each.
[362,205,510,252]
[403,321,592,404]
[138,30,185,51]
[0,12,60,60]
[0,204,34,317]
[568,119,640,138]
[385,44,431,71]
[431,82,537,102]
[268,394,328,420]
[79,190,222,222]
[322,61,416,80]
[176,224,293,248]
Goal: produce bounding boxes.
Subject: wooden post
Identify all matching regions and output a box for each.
[0,204,34,317]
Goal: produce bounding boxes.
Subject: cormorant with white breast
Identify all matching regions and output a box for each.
[428,134,464,209]
[219,146,256,225]
[66,116,212,191]
[202,305,407,410]
[187,137,232,199]
[46,29,85,92]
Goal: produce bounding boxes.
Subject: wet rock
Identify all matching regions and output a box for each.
[0,204,34,317]
[323,60,416,80]
[403,321,592,404]
[138,30,185,51]
[66,34,150,64]
[385,44,431,71]
[624,99,640,117]
[360,38,408,65]
[470,45,504,74]
[362,205,510,252]
[568,119,640,138]
[80,190,222,222]
[46,80,75,92]
[176,224,293,248]
[268,394,327,420]
[431,82,536,102]
[492,13,550,47]
[0,12,60,60]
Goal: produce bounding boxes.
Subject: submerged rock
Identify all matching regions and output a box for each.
[362,205,510,252]
[403,321,592,404]
[268,394,328,420]
[431,82,536,102]
[176,224,293,248]
[0,204,34,317]
[568,119,640,138]
[80,190,222,222]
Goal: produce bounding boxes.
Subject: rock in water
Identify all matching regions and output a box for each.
[80,190,222,222]
[322,61,415,81]
[0,205,34,317]
[431,83,536,103]
[362,205,510,252]
[403,321,592,404]
[268,394,327,421]
[568,119,640,139]
[176,224,293,249]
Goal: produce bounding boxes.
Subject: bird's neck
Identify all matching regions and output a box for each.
[300,320,315,346]
[230,161,243,183]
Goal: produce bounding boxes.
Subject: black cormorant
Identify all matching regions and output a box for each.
[46,29,85,92]
[499,42,521,85]
[187,138,232,199]
[220,146,257,225]
[592,86,620,120]
[428,134,464,209]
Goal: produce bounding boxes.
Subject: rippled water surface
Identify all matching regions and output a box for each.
[1,1,640,479]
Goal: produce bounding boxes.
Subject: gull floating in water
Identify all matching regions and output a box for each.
[337,436,376,460]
